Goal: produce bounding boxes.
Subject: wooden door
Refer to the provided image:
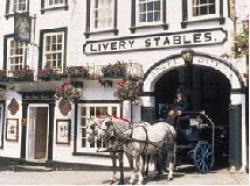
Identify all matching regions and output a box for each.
[34,107,48,159]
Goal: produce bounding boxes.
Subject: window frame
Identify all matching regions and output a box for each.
[136,0,164,27]
[39,27,68,72]
[130,0,168,33]
[0,104,5,149]
[41,0,69,14]
[76,103,121,154]
[6,0,29,18]
[85,0,118,38]
[6,37,27,72]
[187,0,220,21]
[181,0,224,28]
[90,0,115,32]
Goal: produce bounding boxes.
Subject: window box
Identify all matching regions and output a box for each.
[11,69,34,82]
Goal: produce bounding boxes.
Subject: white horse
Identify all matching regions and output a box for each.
[88,116,176,184]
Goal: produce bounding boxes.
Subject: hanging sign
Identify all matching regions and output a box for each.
[83,28,227,55]
[14,12,31,43]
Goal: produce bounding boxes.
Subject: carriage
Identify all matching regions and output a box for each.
[173,111,215,173]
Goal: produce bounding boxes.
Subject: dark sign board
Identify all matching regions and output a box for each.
[14,13,31,43]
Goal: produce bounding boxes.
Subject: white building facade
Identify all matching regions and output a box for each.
[0,0,248,172]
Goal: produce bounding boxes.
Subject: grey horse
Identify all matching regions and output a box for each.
[88,116,176,184]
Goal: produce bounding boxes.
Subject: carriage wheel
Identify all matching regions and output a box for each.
[194,141,214,173]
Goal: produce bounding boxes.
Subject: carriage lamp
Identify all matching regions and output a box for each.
[181,49,194,64]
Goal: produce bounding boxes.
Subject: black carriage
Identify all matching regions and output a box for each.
[174,111,215,173]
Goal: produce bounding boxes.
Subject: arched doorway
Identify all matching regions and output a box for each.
[154,65,231,167]
[142,51,247,171]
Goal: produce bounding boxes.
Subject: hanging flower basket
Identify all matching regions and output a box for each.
[55,81,82,115]
[59,99,71,116]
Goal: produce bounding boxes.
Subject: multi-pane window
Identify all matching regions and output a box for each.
[8,39,27,71]
[0,106,3,148]
[8,0,28,14]
[78,104,120,152]
[91,0,114,30]
[192,0,216,16]
[43,32,64,71]
[137,0,162,24]
[45,0,65,8]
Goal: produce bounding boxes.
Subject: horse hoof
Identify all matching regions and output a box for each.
[117,180,125,185]
[167,177,173,181]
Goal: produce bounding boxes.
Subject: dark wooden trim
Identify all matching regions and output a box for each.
[5,119,19,142]
[0,102,6,149]
[181,17,225,26]
[130,23,169,33]
[5,0,10,16]
[219,0,225,24]
[73,102,77,153]
[114,0,118,35]
[48,102,55,162]
[72,152,110,158]
[76,100,121,104]
[162,0,167,29]
[181,0,188,28]
[231,88,246,94]
[143,51,245,89]
[41,0,45,13]
[131,0,136,33]
[85,0,91,38]
[84,29,119,38]
[20,102,28,160]
[140,92,155,97]
[56,119,71,145]
[38,27,68,71]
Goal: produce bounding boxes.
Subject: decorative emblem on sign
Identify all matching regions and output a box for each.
[182,49,194,63]
[14,13,31,43]
[8,98,19,115]
[59,100,71,116]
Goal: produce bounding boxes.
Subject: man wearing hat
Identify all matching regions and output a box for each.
[166,88,188,127]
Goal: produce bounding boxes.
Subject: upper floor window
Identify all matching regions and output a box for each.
[136,0,162,25]
[7,0,28,14]
[188,0,219,20]
[7,39,27,71]
[42,32,65,72]
[90,0,115,31]
[45,0,65,8]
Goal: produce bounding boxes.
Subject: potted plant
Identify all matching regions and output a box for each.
[37,68,61,81]
[12,69,34,82]
[114,78,142,122]
[64,66,90,79]
[55,81,81,116]
[102,61,127,79]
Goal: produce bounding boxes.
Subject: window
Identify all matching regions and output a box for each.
[42,32,65,71]
[137,0,162,25]
[192,0,216,16]
[188,0,219,21]
[45,0,65,8]
[7,39,27,71]
[7,0,28,14]
[77,103,120,153]
[90,0,114,31]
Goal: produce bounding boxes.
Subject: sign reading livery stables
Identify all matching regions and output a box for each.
[83,28,227,55]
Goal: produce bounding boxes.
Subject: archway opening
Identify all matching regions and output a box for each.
[155,65,231,168]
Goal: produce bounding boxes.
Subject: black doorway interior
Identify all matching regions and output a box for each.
[155,65,231,167]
